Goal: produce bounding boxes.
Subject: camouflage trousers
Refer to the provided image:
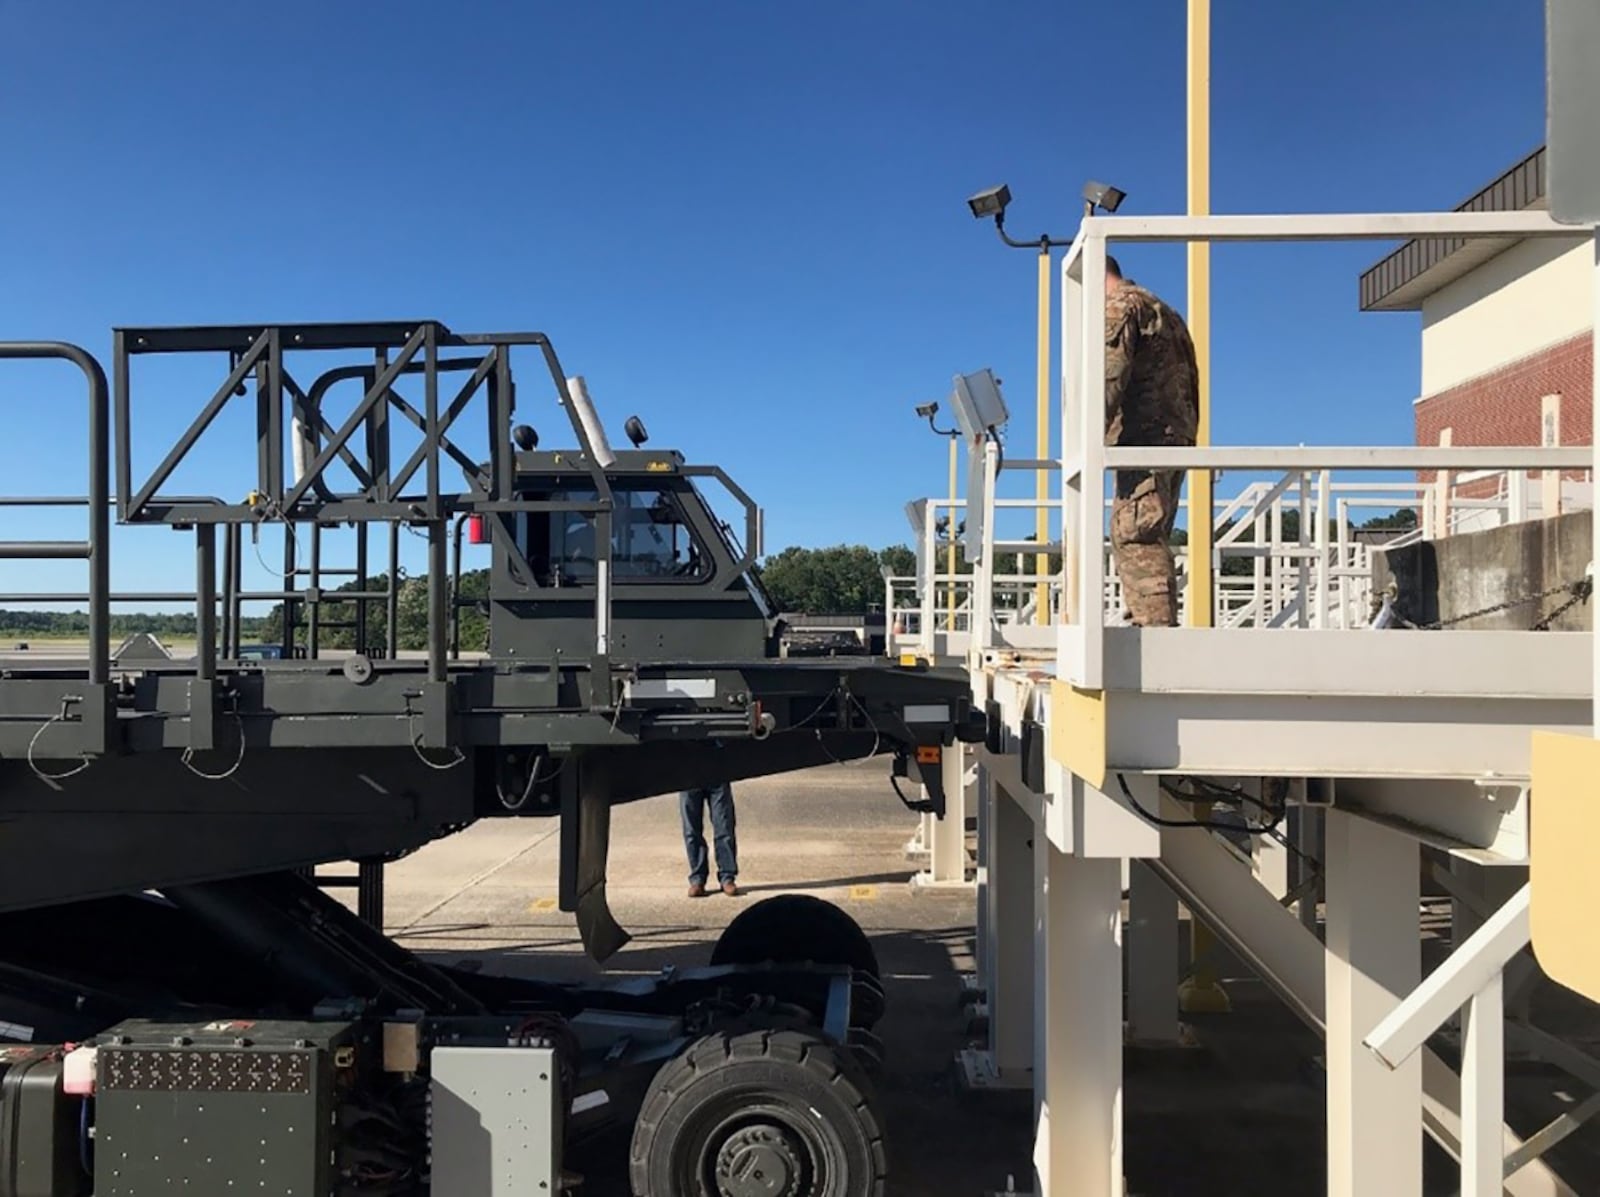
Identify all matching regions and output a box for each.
[1110,469,1183,627]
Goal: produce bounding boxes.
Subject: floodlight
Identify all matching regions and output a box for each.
[512,424,538,451]
[967,184,1012,221]
[624,415,649,447]
[1082,180,1126,214]
[914,401,938,419]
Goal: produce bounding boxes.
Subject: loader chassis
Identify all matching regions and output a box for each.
[0,323,982,1195]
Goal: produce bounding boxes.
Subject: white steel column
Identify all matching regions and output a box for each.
[974,763,993,991]
[1128,862,1181,1043]
[1464,976,1507,1196]
[1033,838,1123,1197]
[1296,806,1321,933]
[1326,810,1422,1197]
[987,783,1034,1078]
[1253,834,1290,901]
[922,744,969,886]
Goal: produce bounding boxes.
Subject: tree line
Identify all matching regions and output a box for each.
[0,509,1418,636]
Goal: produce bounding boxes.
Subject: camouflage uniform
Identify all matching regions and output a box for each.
[1104,279,1200,626]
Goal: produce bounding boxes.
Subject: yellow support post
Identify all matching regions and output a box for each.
[946,435,958,632]
[1185,0,1214,630]
[1035,246,1052,624]
[1177,0,1231,1019]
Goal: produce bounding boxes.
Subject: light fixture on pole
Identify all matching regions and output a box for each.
[914,400,962,632]
[965,179,1127,624]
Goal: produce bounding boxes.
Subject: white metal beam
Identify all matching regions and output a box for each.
[1102,446,1591,472]
[990,778,1035,1077]
[1363,884,1528,1070]
[1095,628,1589,699]
[1325,811,1422,1197]
[920,744,971,887]
[1098,692,1586,787]
[1031,842,1122,1196]
[1128,862,1182,1043]
[1461,973,1505,1197]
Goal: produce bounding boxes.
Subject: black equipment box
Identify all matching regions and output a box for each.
[0,1044,79,1197]
[91,1019,360,1197]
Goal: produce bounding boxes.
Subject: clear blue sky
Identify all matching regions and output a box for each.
[0,0,1551,608]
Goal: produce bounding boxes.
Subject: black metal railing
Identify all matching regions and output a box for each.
[0,344,110,685]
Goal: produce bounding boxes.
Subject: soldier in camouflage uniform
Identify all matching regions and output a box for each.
[1103,256,1200,626]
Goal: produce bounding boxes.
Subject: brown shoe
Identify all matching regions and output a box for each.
[688,882,707,898]
[722,880,740,897]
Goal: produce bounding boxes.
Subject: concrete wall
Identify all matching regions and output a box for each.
[1419,236,1592,397]
[1372,508,1592,632]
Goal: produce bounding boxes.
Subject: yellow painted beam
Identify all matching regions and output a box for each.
[1179,0,1229,1018]
[946,436,958,631]
[1036,246,1052,623]
[1050,680,1106,791]
[1185,0,1214,630]
[1530,731,1600,1004]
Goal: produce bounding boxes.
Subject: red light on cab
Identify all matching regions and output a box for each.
[467,515,487,544]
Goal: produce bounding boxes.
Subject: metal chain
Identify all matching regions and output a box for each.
[1392,576,1592,631]
[1532,576,1595,631]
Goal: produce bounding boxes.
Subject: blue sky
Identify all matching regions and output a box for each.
[0,0,1551,609]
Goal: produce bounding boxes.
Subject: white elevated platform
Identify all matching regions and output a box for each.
[902,204,1600,1197]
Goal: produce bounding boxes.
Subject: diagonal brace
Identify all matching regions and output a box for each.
[390,350,497,496]
[129,331,270,518]
[1364,883,1530,1070]
[281,326,426,514]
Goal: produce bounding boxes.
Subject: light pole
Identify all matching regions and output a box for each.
[966,180,1126,625]
[915,401,962,632]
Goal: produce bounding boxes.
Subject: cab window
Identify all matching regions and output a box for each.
[516,485,710,585]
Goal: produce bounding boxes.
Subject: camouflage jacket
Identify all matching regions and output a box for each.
[1104,280,1200,449]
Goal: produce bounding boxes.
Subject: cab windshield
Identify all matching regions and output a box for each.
[515,484,710,586]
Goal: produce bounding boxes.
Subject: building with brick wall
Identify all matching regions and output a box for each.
[1359,147,1593,516]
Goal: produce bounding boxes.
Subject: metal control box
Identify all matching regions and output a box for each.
[430,1046,561,1195]
[91,1019,358,1197]
[0,1046,78,1197]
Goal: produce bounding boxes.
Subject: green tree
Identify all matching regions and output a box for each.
[756,545,923,614]
[1359,508,1418,531]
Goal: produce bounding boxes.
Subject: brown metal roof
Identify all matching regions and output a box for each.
[1358,147,1547,312]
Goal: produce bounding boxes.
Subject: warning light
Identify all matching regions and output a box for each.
[467,515,487,544]
[916,745,942,765]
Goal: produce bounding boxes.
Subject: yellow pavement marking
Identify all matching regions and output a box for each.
[849,885,878,901]
[529,897,558,912]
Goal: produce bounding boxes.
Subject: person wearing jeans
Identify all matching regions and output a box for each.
[681,781,739,897]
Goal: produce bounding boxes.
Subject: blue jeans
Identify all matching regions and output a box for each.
[681,782,737,885]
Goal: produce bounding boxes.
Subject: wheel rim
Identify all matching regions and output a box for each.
[678,1092,846,1196]
[714,1122,808,1196]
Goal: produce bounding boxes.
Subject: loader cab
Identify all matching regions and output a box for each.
[480,447,783,663]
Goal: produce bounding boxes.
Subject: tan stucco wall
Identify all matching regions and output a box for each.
[1420,235,1593,396]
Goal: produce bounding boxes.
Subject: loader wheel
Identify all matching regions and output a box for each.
[710,894,880,981]
[629,1028,887,1197]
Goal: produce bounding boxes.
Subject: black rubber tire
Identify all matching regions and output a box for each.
[710,894,881,981]
[628,1028,887,1197]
